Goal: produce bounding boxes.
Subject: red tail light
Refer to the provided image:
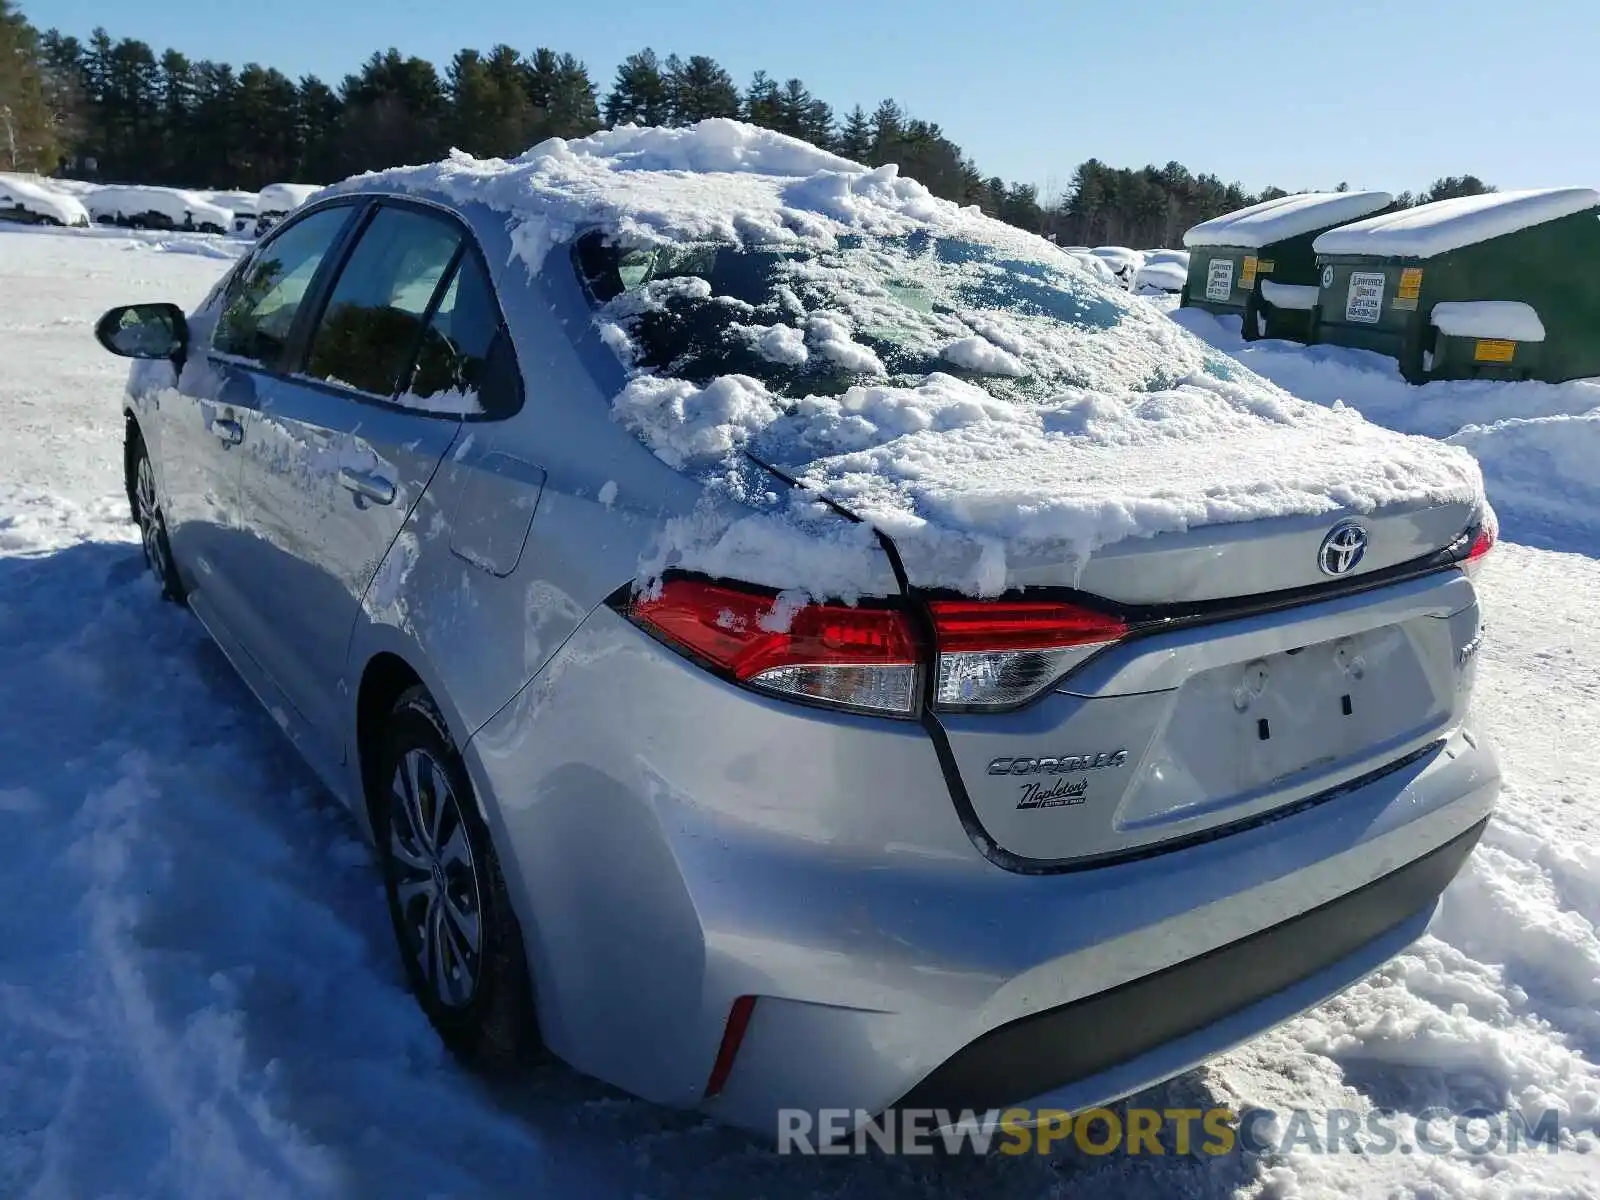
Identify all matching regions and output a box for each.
[1462,526,1495,573]
[928,599,1128,710]
[627,579,923,716]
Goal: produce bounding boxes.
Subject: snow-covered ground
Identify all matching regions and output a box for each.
[0,224,1596,1198]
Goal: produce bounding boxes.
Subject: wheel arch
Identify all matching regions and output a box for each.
[123,409,142,521]
[354,650,425,838]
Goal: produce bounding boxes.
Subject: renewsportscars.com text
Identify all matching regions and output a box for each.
[777,1105,1571,1157]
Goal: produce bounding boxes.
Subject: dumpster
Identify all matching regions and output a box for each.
[1181,191,1394,341]
[1310,187,1600,383]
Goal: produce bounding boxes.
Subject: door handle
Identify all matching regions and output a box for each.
[338,467,396,506]
[210,417,243,445]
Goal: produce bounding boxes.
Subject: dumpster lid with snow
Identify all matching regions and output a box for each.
[1184,191,1394,250]
[1313,188,1600,259]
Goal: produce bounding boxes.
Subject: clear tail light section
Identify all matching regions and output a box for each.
[625,579,923,717]
[928,599,1129,711]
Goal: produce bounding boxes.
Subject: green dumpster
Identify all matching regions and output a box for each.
[1180,191,1394,342]
[1310,187,1600,384]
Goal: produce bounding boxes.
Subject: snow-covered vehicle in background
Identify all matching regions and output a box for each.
[1062,246,1118,283]
[1135,248,1190,294]
[204,190,260,236]
[0,175,90,227]
[86,186,232,234]
[91,119,1499,1140]
[253,182,321,236]
[1089,244,1144,288]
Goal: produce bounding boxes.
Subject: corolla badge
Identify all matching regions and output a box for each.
[1318,520,1369,576]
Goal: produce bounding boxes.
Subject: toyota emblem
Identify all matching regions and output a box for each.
[1318,520,1369,576]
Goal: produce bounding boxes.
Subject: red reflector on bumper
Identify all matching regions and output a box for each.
[703,995,757,1098]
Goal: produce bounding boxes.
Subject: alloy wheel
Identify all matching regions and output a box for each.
[388,747,485,1008]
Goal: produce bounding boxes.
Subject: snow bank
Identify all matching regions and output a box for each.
[1314,188,1600,258]
[1448,413,1600,541]
[0,174,89,225]
[1185,191,1393,250]
[1430,300,1546,342]
[1260,280,1319,310]
[331,120,1485,597]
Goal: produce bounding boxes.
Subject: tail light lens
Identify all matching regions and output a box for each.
[625,579,923,717]
[1450,519,1496,579]
[928,599,1128,710]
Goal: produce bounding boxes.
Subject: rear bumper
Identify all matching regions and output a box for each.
[464,609,1500,1137]
[902,815,1485,1116]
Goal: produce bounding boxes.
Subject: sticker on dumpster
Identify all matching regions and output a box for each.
[1240,256,1259,289]
[1393,267,1423,311]
[1321,265,1335,288]
[1205,259,1235,302]
[1257,259,1276,274]
[1345,272,1386,324]
[1474,338,1516,363]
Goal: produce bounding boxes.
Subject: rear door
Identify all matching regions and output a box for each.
[229,201,474,760]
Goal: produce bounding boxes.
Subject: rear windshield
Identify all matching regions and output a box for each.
[574,229,1190,403]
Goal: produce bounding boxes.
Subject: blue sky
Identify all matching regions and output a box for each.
[27,0,1595,195]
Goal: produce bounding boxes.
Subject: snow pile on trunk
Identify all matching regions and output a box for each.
[1184,191,1392,250]
[1172,305,1600,554]
[333,120,1486,597]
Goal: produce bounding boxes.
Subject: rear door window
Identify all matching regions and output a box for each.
[213,205,353,367]
[303,206,463,397]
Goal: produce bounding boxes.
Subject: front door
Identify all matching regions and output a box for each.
[165,202,359,650]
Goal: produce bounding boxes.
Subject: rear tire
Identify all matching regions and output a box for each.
[128,430,185,603]
[375,686,541,1069]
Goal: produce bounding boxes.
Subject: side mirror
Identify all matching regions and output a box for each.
[94,303,189,361]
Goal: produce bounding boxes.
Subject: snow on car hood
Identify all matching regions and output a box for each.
[333,119,1485,598]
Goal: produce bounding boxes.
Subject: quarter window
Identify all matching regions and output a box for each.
[213,205,352,366]
[304,206,462,397]
[404,253,505,414]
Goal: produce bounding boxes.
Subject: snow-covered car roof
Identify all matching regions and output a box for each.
[0,175,89,225]
[1135,261,1187,292]
[256,183,323,214]
[86,186,233,226]
[330,120,1484,597]
[1185,191,1393,250]
[1313,187,1600,259]
[205,190,259,215]
[1142,249,1189,266]
[1089,245,1142,266]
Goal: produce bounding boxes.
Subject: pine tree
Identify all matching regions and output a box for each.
[666,54,738,125]
[742,70,781,128]
[603,48,669,127]
[834,105,871,162]
[0,3,62,170]
[296,75,341,180]
[1424,175,1493,202]
[868,98,902,165]
[525,48,599,140]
